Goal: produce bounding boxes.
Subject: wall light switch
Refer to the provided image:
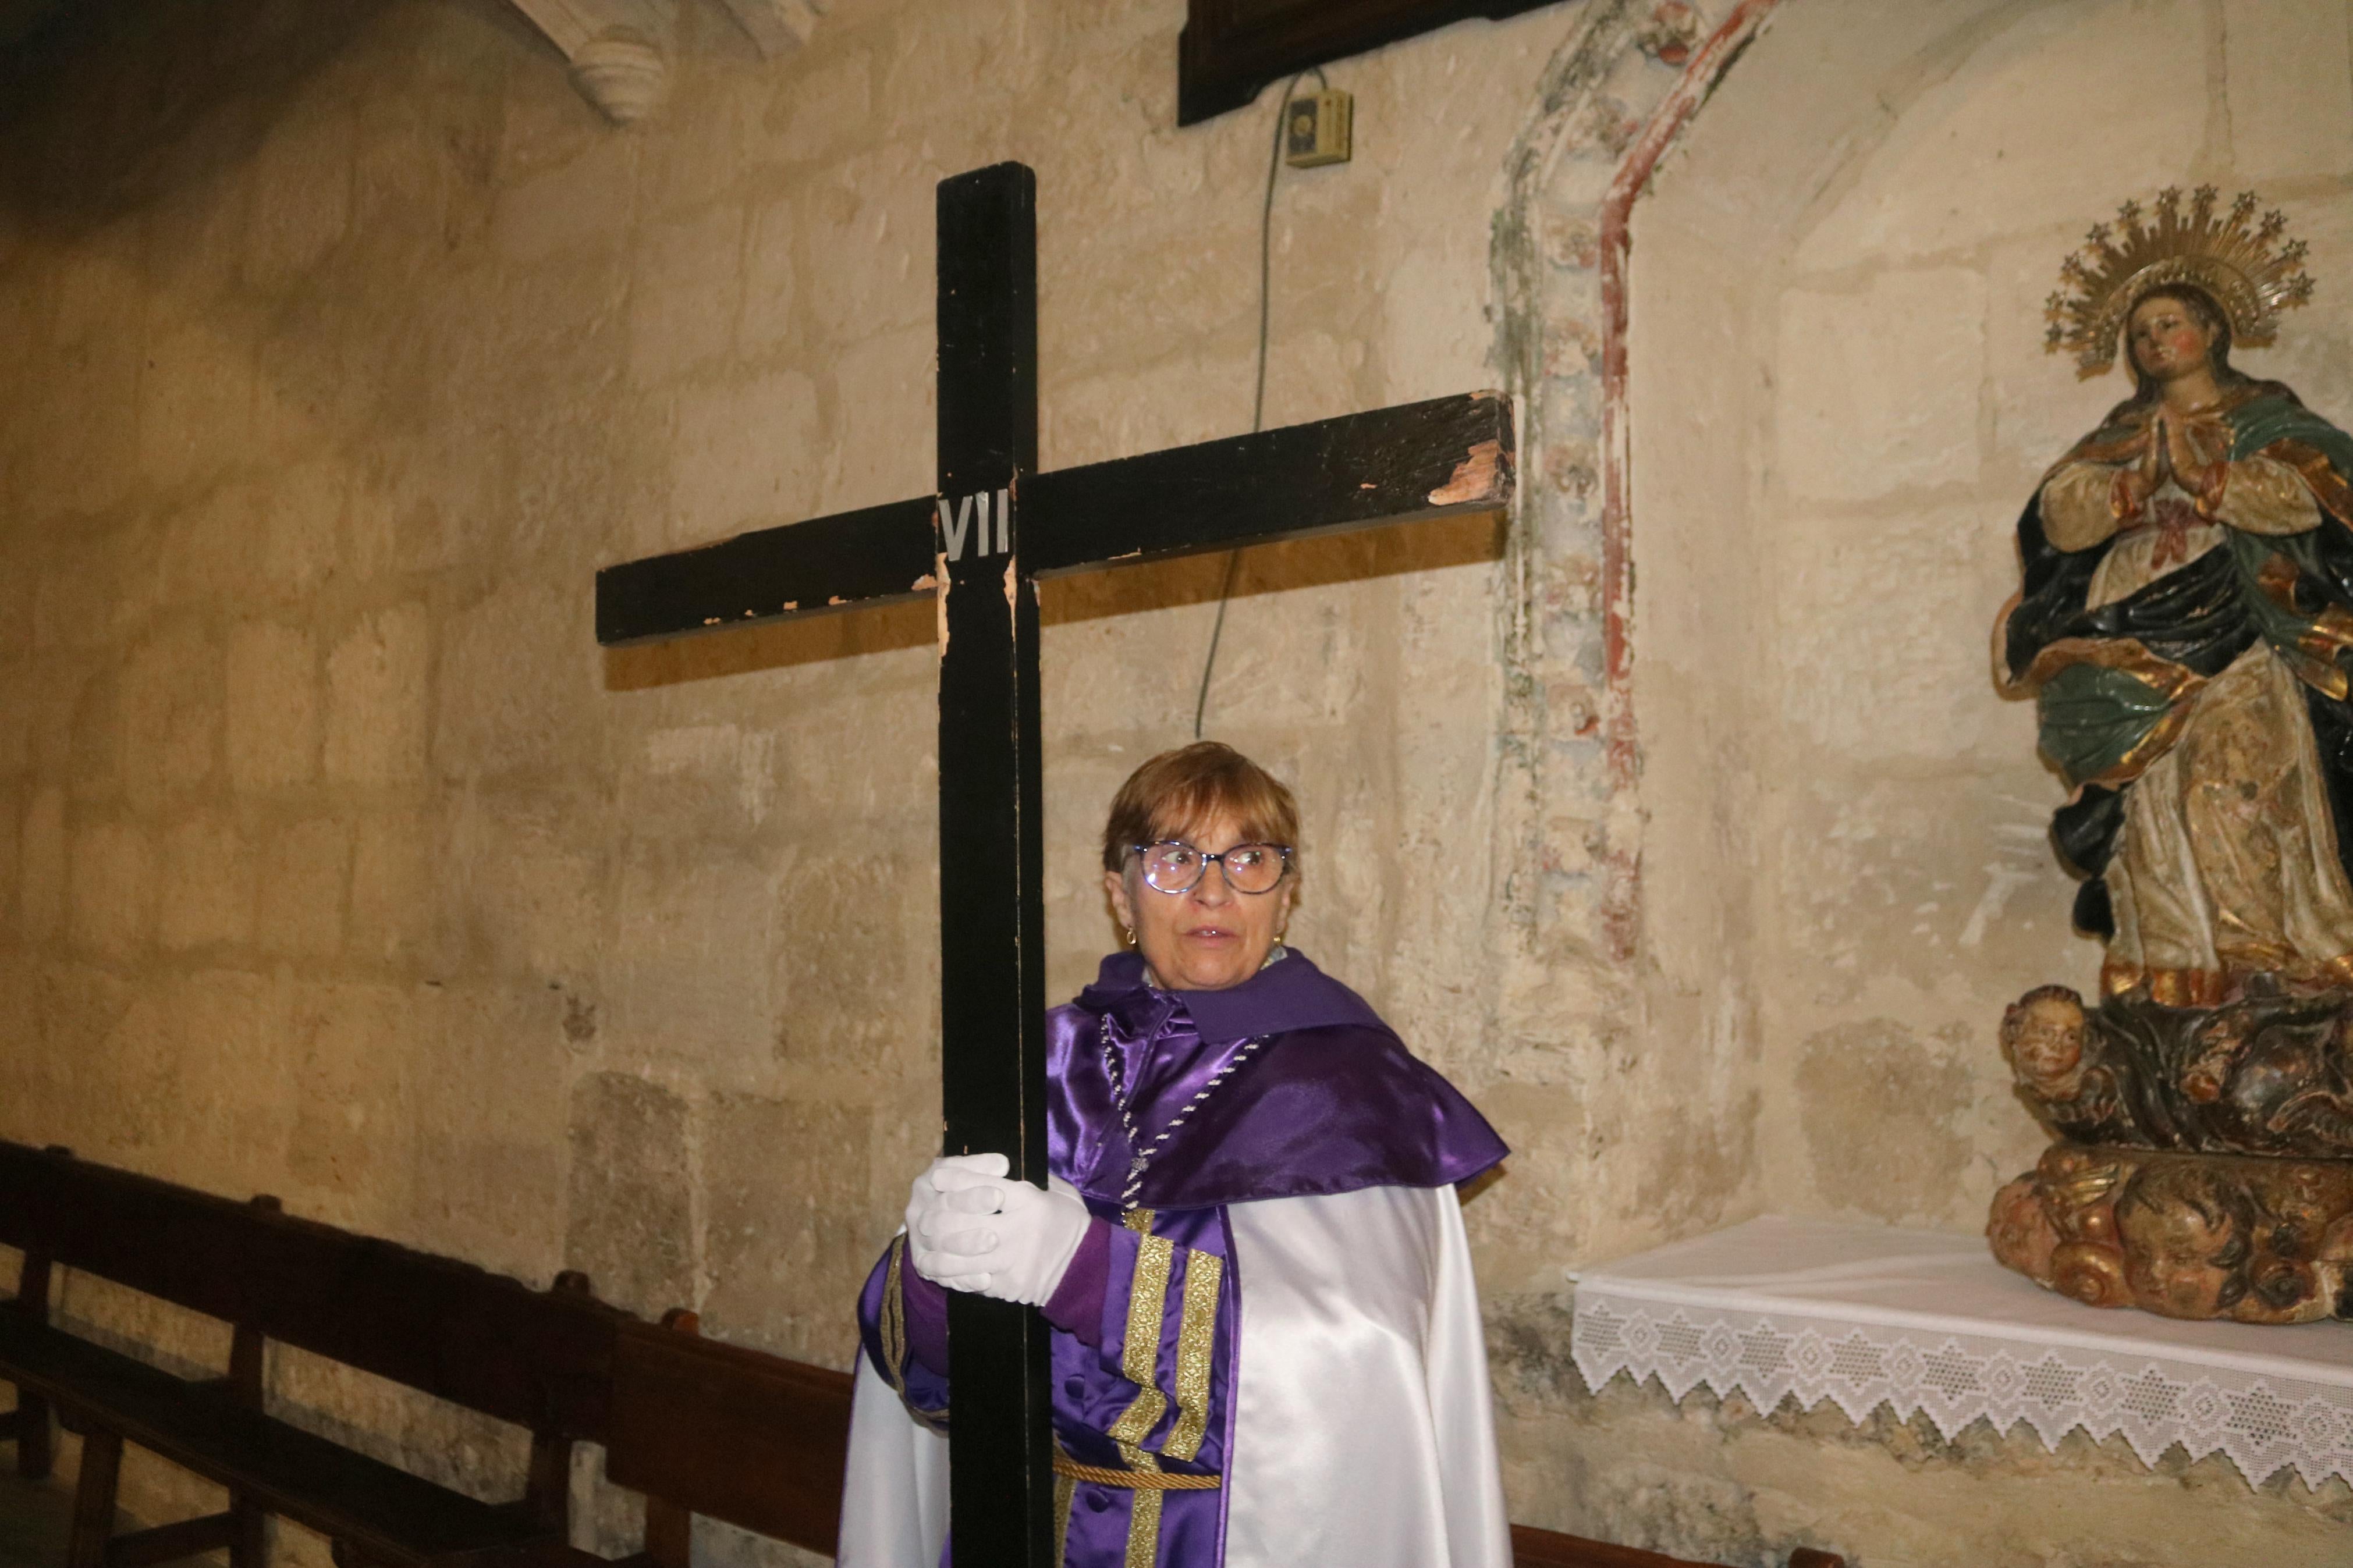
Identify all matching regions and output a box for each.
[1284,88,1353,168]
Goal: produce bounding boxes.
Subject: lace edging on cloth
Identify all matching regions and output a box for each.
[1570,1291,2353,1491]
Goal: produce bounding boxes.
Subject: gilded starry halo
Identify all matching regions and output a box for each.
[2045,186,2314,376]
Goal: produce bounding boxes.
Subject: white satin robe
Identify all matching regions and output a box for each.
[836,1183,1512,1568]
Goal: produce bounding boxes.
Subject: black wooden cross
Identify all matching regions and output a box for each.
[593,162,1512,1567]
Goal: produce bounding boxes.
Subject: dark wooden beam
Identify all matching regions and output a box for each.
[590,393,1511,648]
[592,496,936,647]
[1024,389,1511,574]
[1507,1526,1843,1568]
[932,161,1056,1568]
[68,1427,122,1568]
[105,1512,238,1568]
[5,1240,51,1480]
[1178,0,1559,126]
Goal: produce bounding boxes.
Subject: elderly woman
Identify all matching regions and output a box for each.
[838,742,1511,1568]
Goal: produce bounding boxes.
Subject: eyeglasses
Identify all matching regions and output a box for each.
[1127,840,1293,896]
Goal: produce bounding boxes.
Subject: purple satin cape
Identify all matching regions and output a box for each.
[1048,948,1507,1210]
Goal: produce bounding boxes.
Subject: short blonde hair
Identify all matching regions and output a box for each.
[1101,742,1300,874]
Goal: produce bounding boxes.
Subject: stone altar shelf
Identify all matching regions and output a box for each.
[1567,1215,2353,1490]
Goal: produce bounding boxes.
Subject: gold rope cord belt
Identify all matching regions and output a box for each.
[1051,1455,1220,1491]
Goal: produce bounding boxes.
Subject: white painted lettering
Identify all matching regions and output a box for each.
[939,495,973,562]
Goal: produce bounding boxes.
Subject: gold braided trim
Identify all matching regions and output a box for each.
[1126,1491,1164,1568]
[1052,1455,1222,1491]
[882,1235,908,1368]
[1108,1215,1173,1566]
[1108,1232,1174,1456]
[878,1236,949,1434]
[1163,1253,1222,1462]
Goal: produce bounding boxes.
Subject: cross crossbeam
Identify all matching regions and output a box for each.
[595,392,1513,645]
[592,161,1512,1568]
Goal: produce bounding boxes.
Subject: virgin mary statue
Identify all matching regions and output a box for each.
[1997,187,2353,1006]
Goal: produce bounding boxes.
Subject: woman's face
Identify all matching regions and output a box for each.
[1103,808,1295,992]
[2128,294,2214,383]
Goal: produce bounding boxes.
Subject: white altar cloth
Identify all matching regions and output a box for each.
[1568,1214,2353,1489]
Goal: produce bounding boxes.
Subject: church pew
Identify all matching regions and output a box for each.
[588,1309,1844,1568]
[0,1139,627,1568]
[0,1139,1843,1568]
[601,1310,852,1562]
[1509,1526,1844,1568]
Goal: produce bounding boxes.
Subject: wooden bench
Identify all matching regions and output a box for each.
[0,1140,1842,1568]
[599,1310,851,1565]
[586,1309,1843,1568]
[0,1140,626,1568]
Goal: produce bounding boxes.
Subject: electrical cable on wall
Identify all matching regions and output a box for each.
[1192,65,1328,741]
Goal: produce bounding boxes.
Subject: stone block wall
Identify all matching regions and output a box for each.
[0,0,1562,1554]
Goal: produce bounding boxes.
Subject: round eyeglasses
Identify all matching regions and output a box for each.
[1127,840,1293,896]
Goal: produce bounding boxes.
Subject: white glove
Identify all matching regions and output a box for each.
[904,1152,1093,1306]
[903,1152,1006,1249]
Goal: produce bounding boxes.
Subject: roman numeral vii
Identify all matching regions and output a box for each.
[937,489,1012,563]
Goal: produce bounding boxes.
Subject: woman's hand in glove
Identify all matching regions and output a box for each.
[904,1152,1095,1306]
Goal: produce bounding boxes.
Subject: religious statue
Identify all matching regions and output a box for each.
[1990,1143,2353,1324]
[1998,982,2353,1157]
[1987,187,2353,1322]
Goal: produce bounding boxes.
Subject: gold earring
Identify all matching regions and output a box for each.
[1124,926,1136,947]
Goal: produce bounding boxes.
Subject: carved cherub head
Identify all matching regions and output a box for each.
[2003,985,2091,1101]
[2116,1162,2248,1318]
